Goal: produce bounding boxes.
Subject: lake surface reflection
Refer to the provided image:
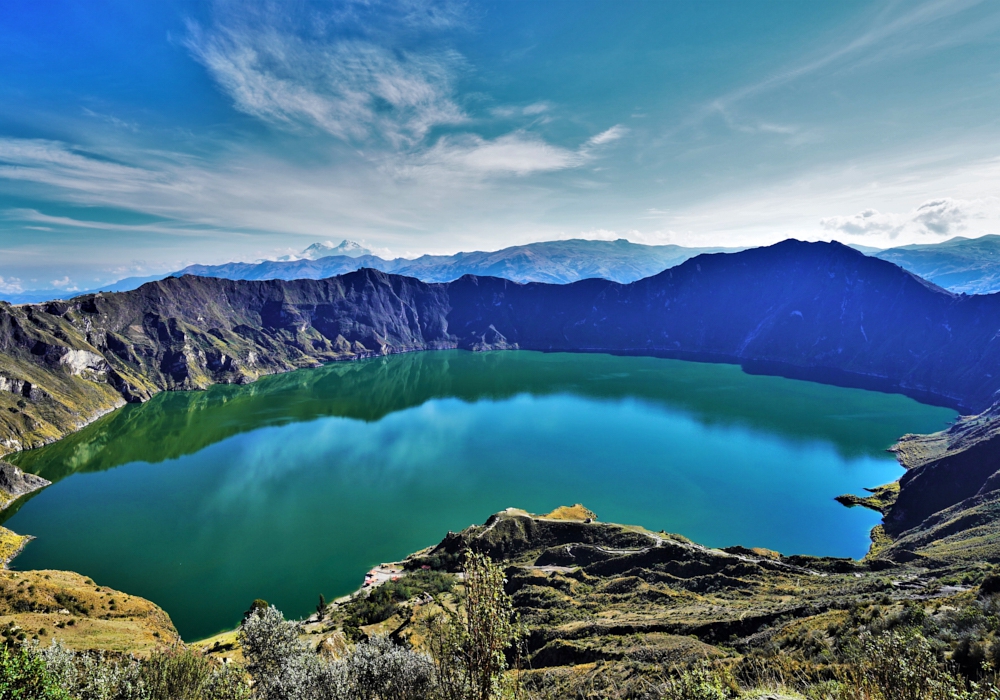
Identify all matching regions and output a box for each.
[5,351,955,640]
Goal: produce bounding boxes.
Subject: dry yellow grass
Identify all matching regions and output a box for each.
[543,504,597,521]
[0,569,179,655]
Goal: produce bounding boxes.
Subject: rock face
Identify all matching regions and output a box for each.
[3,239,1000,454]
[0,462,49,509]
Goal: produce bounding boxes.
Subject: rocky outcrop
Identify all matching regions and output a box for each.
[0,461,50,509]
[405,507,900,673]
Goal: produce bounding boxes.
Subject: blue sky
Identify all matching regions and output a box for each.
[2,0,1000,291]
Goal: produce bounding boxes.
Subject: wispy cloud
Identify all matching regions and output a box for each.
[412,132,582,176]
[82,108,139,133]
[182,1,617,183]
[0,139,174,196]
[491,102,552,119]
[586,125,628,147]
[186,25,466,146]
[4,208,218,238]
[737,0,984,102]
[674,0,990,138]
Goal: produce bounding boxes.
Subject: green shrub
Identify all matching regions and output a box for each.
[839,629,992,700]
[0,644,69,700]
[657,663,735,700]
[344,570,455,629]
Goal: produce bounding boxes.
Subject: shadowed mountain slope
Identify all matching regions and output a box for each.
[2,239,1000,459]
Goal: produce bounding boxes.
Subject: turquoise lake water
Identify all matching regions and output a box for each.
[3,350,956,640]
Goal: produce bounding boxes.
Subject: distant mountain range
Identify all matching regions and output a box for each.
[0,238,740,304]
[5,233,1000,306]
[178,238,741,287]
[872,235,1000,294]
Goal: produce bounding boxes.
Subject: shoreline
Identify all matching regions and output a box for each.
[0,528,33,569]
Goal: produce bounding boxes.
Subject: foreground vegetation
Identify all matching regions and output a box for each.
[6,545,1000,699]
[7,590,1000,700]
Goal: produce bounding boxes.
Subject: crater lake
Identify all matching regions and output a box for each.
[3,351,956,640]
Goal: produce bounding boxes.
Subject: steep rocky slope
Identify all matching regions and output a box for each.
[4,239,1000,455]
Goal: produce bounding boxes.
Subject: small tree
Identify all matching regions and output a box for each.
[431,552,522,700]
[317,594,326,619]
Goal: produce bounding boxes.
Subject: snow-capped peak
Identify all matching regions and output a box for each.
[272,240,377,262]
[301,240,373,260]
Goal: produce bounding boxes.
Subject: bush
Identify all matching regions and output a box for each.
[430,553,521,700]
[0,643,69,700]
[33,639,249,700]
[238,603,437,700]
[140,646,239,700]
[839,629,995,700]
[343,635,436,700]
[655,663,735,700]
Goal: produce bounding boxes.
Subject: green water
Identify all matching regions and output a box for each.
[4,351,955,640]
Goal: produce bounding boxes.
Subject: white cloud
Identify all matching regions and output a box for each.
[912,198,971,235]
[522,102,551,116]
[50,276,78,291]
[0,139,170,195]
[413,132,583,176]
[819,208,901,236]
[490,102,553,119]
[184,20,466,147]
[0,276,22,294]
[820,197,996,239]
[586,125,628,147]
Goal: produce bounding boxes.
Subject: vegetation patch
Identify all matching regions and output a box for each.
[338,570,455,639]
[836,481,900,514]
[0,526,30,568]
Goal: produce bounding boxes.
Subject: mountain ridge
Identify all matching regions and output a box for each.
[9,233,1000,306]
[2,238,999,459]
[0,238,743,304]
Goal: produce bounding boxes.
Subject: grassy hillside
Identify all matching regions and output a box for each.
[0,567,179,655]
